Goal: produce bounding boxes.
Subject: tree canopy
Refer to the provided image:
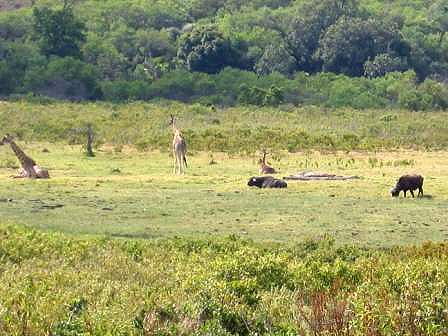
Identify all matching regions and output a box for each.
[0,0,447,108]
[32,2,86,58]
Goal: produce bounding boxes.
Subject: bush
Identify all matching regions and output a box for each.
[1,100,448,152]
[101,80,152,102]
[147,69,216,101]
[238,84,284,106]
[24,57,101,100]
[1,225,447,335]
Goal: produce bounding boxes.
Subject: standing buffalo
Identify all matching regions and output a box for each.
[390,174,424,198]
[248,176,287,188]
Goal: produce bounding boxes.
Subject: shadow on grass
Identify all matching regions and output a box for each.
[420,194,433,199]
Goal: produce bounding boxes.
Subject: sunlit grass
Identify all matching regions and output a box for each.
[1,143,447,247]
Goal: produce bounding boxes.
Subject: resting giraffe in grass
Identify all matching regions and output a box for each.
[169,115,187,174]
[0,134,50,178]
[258,150,276,174]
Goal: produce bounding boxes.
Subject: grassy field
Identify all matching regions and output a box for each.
[1,143,447,247]
[1,102,448,335]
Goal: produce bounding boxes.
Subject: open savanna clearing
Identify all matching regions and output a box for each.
[0,144,446,247]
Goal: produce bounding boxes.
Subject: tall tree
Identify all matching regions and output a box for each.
[33,1,86,58]
[285,0,360,73]
[255,44,296,75]
[317,17,409,76]
[364,53,407,78]
[428,0,448,46]
[177,25,242,73]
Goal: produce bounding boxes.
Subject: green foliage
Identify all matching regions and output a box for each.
[100,80,151,102]
[0,225,447,335]
[147,69,215,101]
[1,100,448,155]
[428,0,448,45]
[32,3,86,58]
[0,11,32,40]
[81,34,127,80]
[364,53,408,78]
[286,0,360,72]
[85,68,446,110]
[420,79,448,109]
[177,24,244,74]
[0,41,45,95]
[238,84,284,106]
[318,17,408,76]
[0,0,447,109]
[24,57,100,100]
[254,44,296,76]
[81,0,187,32]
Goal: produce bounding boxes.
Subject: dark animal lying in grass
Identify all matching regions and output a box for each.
[390,174,424,198]
[248,176,287,188]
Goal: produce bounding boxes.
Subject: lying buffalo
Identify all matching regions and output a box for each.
[248,176,287,188]
[391,174,424,198]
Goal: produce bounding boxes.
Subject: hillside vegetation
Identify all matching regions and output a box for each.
[0,0,30,11]
[0,0,447,109]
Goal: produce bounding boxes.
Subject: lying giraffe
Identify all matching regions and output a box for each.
[0,135,50,178]
[258,150,276,174]
[169,115,187,174]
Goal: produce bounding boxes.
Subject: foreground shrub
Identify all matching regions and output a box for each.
[0,225,447,335]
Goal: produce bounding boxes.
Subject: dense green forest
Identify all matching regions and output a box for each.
[0,0,447,109]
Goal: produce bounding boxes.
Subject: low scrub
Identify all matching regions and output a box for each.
[0,226,447,335]
[0,101,447,153]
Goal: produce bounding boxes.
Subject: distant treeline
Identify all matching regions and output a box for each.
[0,0,447,110]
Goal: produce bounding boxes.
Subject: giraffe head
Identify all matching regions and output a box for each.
[168,114,176,127]
[169,115,182,135]
[0,134,13,145]
[258,150,268,165]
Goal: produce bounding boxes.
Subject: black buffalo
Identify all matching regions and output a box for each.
[391,174,424,198]
[248,176,287,188]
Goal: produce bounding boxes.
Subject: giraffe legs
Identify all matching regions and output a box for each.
[34,165,50,178]
[173,148,188,175]
[180,154,186,175]
[173,152,186,174]
[11,166,49,179]
[12,168,27,178]
[177,153,183,175]
[173,152,178,174]
[12,167,31,178]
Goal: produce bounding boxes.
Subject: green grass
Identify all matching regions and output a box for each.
[1,102,447,335]
[1,143,447,247]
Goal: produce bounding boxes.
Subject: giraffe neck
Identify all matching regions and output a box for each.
[9,141,36,167]
[173,127,183,139]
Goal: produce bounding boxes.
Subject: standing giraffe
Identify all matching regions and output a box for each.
[169,115,187,174]
[0,135,50,178]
